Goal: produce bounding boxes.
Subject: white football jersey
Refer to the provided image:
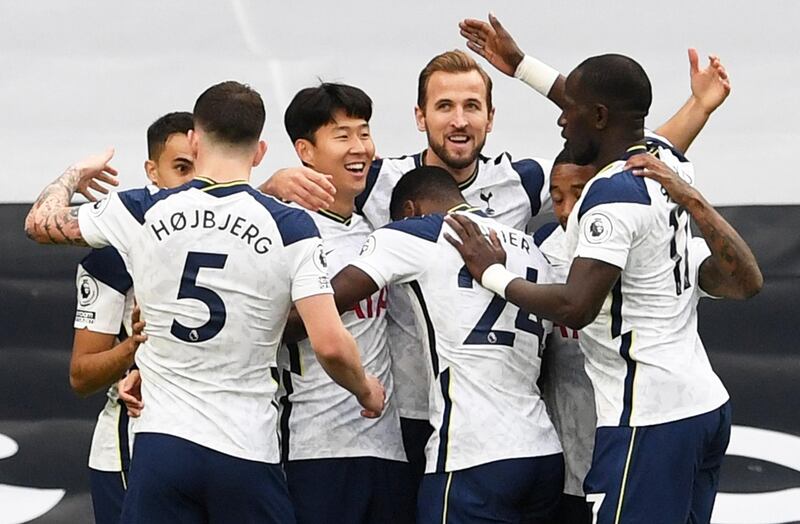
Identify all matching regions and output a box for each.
[277,210,406,462]
[74,247,135,472]
[354,152,554,419]
[564,137,729,427]
[352,208,561,473]
[78,178,331,463]
[534,223,596,497]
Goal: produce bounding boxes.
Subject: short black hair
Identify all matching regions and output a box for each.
[284,83,372,144]
[573,54,652,118]
[389,166,462,220]
[553,148,575,167]
[146,112,193,161]
[193,81,265,146]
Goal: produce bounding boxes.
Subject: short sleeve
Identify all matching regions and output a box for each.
[573,204,647,270]
[350,222,436,289]
[77,191,140,250]
[287,237,334,302]
[74,267,127,334]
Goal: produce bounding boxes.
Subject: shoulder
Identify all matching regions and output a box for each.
[116,181,204,224]
[244,188,320,246]
[381,214,445,243]
[79,246,132,294]
[578,169,651,221]
[533,222,560,248]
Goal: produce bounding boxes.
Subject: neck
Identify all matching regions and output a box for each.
[193,148,253,184]
[424,148,477,184]
[592,126,645,172]
[327,191,356,218]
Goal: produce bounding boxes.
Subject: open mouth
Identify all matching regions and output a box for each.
[447,134,471,146]
[344,162,366,176]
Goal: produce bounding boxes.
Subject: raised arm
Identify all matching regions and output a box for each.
[444,214,619,329]
[625,154,762,299]
[294,293,385,417]
[654,49,731,153]
[24,149,119,245]
[459,13,566,108]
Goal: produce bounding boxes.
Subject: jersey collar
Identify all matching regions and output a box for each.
[596,143,649,176]
[317,208,353,226]
[419,150,483,190]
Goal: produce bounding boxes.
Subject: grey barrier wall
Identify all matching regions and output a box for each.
[1,203,798,523]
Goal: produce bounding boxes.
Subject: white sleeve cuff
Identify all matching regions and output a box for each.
[480,264,519,299]
[514,55,560,97]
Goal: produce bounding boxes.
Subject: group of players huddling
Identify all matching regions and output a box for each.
[25,14,762,524]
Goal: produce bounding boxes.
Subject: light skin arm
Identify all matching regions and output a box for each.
[294,293,385,418]
[70,306,147,397]
[459,13,566,108]
[258,167,336,211]
[24,149,119,245]
[444,214,620,329]
[654,49,731,153]
[625,154,763,299]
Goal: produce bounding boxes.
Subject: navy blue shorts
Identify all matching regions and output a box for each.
[120,433,295,524]
[285,456,414,524]
[417,454,564,524]
[89,469,126,524]
[584,402,731,524]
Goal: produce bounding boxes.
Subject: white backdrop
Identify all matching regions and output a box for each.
[1,0,797,205]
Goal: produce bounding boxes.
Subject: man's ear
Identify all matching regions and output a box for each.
[187,129,200,157]
[414,106,426,132]
[252,139,268,167]
[294,139,315,166]
[144,159,158,185]
[402,199,418,219]
[595,104,609,130]
[486,106,496,134]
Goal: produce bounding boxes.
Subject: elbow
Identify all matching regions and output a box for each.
[742,270,764,300]
[69,373,92,398]
[23,215,45,243]
[560,302,601,331]
[312,329,352,363]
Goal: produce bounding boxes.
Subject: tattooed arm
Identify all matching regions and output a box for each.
[24,149,119,246]
[625,154,763,299]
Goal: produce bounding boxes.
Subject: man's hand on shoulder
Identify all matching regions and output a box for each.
[258,167,335,211]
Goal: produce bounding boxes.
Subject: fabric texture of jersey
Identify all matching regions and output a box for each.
[355,153,554,420]
[78,179,331,463]
[564,138,728,427]
[277,211,405,462]
[74,246,136,472]
[536,224,596,497]
[352,210,561,473]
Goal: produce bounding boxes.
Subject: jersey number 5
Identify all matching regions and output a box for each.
[171,251,228,343]
[459,267,544,346]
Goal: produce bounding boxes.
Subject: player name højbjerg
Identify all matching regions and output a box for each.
[150,209,273,254]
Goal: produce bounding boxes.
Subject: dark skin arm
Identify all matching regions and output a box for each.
[458,13,566,108]
[625,154,763,299]
[282,266,379,344]
[70,305,146,397]
[444,214,620,330]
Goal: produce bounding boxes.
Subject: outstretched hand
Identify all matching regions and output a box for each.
[459,13,524,77]
[444,213,507,282]
[688,48,731,115]
[74,148,120,202]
